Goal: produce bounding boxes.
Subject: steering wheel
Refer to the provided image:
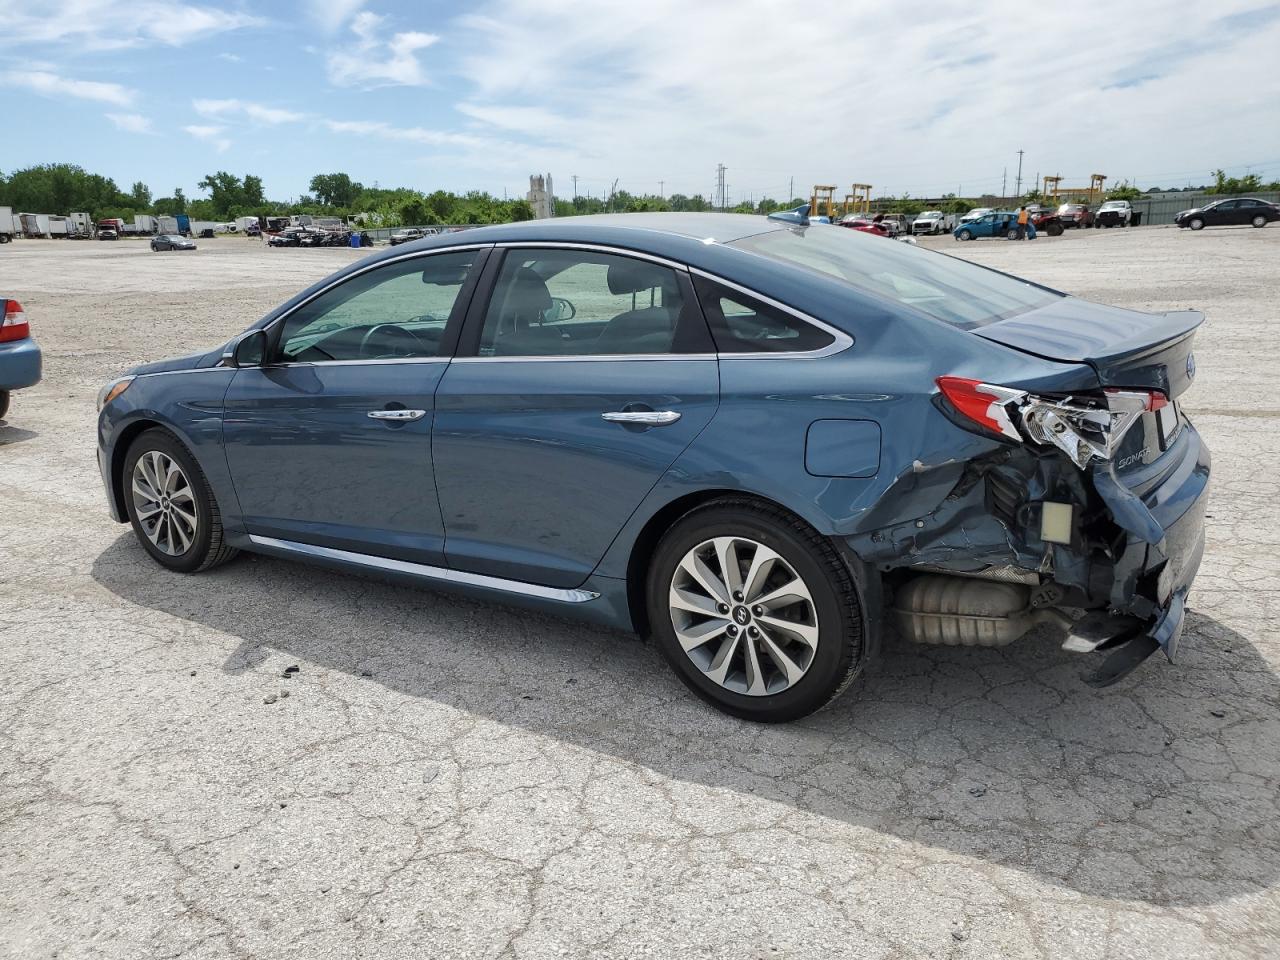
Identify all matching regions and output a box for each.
[359,323,421,359]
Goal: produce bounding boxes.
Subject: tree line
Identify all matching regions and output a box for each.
[2,163,1276,228]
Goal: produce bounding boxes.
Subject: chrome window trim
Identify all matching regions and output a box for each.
[689,267,854,360]
[247,535,600,602]
[254,357,451,369]
[136,366,236,379]
[462,242,850,362]
[451,353,717,364]
[493,241,688,273]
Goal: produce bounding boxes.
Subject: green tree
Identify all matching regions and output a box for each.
[128,180,151,209]
[197,171,246,217]
[1105,181,1142,202]
[309,172,361,208]
[1206,169,1263,195]
[242,174,265,208]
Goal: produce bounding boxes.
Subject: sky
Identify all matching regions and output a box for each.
[1,0,1279,206]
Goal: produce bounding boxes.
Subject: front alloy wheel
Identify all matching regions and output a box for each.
[123,428,238,573]
[131,450,198,556]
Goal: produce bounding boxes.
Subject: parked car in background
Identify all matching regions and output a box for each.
[97,228,118,241]
[953,211,1021,240]
[1057,203,1095,228]
[836,216,891,237]
[1095,200,1133,227]
[1175,197,1280,230]
[0,298,41,420]
[94,213,1209,720]
[877,214,909,237]
[390,227,432,246]
[266,229,307,248]
[960,207,994,224]
[1030,209,1064,236]
[911,210,952,235]
[151,235,197,252]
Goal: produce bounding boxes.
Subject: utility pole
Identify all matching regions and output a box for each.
[571,175,578,200]
[609,178,619,212]
[659,180,664,199]
[1014,149,1025,198]
[1002,167,1007,198]
[788,176,794,203]
[715,163,726,211]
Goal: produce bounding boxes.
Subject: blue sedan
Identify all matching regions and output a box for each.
[96,213,1209,721]
[0,298,42,420]
[953,211,1034,241]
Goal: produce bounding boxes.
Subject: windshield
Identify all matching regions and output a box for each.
[920,211,943,217]
[1101,202,1125,210]
[731,225,1061,330]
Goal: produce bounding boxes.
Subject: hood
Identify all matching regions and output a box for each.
[127,347,221,376]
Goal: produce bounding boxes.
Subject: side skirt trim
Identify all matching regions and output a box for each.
[246,535,601,603]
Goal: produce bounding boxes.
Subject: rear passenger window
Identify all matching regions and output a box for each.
[476,249,710,357]
[692,276,836,354]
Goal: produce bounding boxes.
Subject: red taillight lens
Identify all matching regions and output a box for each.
[936,376,1024,440]
[0,299,29,342]
[1104,387,1167,412]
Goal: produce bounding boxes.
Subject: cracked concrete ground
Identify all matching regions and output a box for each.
[1,226,1277,959]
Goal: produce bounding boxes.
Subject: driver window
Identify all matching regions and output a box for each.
[277,250,476,362]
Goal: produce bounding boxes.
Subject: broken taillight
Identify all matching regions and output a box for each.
[0,299,28,343]
[936,376,1167,469]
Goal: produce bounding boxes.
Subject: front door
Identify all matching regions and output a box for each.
[433,246,719,588]
[222,248,483,564]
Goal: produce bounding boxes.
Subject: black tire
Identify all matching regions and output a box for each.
[957,229,972,241]
[645,498,865,723]
[1252,215,1268,228]
[123,428,238,573]
[0,390,9,419]
[1190,218,1205,231]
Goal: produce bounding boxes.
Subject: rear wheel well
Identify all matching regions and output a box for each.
[109,419,164,521]
[625,489,814,637]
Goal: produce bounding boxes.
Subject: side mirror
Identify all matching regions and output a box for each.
[223,329,267,368]
[547,296,576,322]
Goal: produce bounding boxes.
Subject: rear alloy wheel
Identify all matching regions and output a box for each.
[124,428,238,573]
[1253,215,1268,228]
[647,500,864,722]
[957,229,972,241]
[1190,218,1205,231]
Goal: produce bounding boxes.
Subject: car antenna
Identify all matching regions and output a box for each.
[767,203,810,226]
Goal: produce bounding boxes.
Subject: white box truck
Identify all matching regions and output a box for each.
[157,215,178,234]
[68,212,92,238]
[0,206,13,243]
[134,214,159,235]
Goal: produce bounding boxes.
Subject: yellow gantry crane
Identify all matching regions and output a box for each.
[843,184,873,216]
[1043,174,1107,205]
[809,185,838,219]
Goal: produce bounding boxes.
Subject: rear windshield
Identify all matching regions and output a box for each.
[731,225,1061,330]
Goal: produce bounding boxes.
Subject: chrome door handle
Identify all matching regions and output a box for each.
[601,410,681,426]
[368,409,427,421]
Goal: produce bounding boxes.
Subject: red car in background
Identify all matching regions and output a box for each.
[836,215,891,237]
[1030,207,1065,236]
[1057,203,1095,228]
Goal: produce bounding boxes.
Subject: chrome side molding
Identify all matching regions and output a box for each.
[246,535,601,603]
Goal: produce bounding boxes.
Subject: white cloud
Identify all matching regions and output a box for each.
[0,1,263,49]
[1,70,135,106]
[217,52,242,63]
[324,118,485,149]
[193,98,305,124]
[304,0,366,34]
[326,11,438,87]
[105,112,153,133]
[450,0,1280,200]
[184,124,230,153]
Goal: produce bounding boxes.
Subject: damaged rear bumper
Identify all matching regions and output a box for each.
[849,421,1210,684]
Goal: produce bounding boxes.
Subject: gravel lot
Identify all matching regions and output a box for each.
[2,227,1278,959]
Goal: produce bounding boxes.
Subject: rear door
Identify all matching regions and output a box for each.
[222,247,485,565]
[432,245,719,588]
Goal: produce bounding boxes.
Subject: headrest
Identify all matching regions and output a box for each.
[506,266,552,313]
[607,260,671,295]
